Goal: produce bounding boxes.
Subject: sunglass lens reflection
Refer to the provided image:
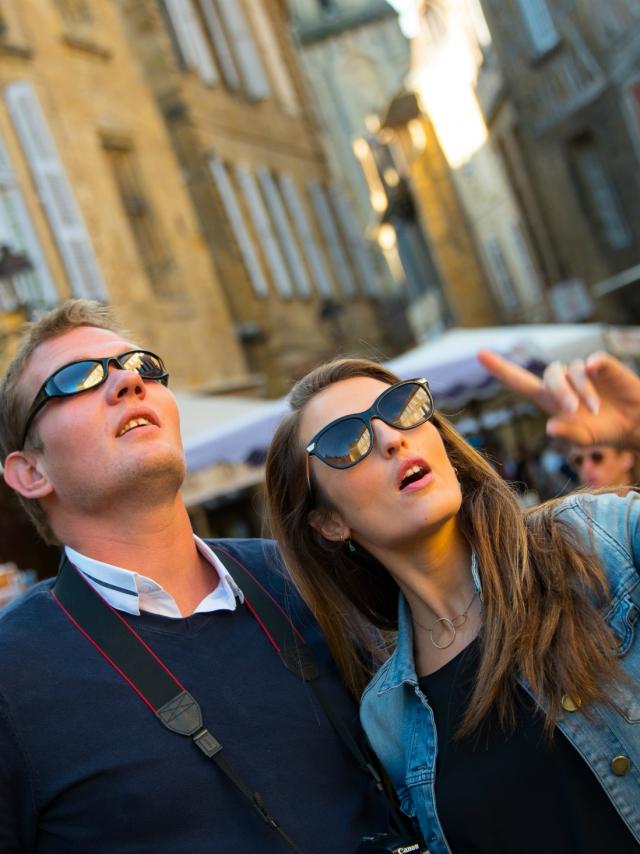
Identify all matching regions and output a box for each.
[49,361,107,395]
[382,384,432,427]
[316,417,372,467]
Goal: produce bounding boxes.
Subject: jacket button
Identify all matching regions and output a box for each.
[611,755,631,776]
[561,694,581,712]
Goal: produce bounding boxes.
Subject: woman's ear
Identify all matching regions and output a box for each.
[308,508,350,544]
[3,450,53,500]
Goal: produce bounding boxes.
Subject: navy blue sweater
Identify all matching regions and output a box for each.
[0,538,387,853]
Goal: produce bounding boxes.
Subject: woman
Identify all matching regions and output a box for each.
[265,352,640,853]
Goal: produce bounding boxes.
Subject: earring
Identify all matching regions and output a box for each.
[343,534,356,553]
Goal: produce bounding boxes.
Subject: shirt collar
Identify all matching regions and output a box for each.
[64,535,244,618]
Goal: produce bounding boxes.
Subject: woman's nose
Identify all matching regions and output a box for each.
[372,418,405,457]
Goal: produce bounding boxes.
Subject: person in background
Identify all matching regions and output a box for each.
[265,350,640,854]
[568,443,639,489]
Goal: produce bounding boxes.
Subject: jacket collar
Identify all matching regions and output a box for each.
[376,593,419,694]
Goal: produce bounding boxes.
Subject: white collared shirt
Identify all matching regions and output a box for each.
[65,536,244,618]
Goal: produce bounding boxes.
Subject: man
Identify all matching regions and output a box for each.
[567,444,639,489]
[0,301,388,853]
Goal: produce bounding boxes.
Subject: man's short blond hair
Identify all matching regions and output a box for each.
[0,300,127,543]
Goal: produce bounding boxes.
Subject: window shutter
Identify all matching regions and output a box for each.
[328,186,379,295]
[516,0,559,54]
[279,174,333,297]
[308,180,355,296]
[0,133,58,308]
[245,1,299,114]
[5,81,106,300]
[483,237,519,311]
[209,155,268,297]
[235,163,292,297]
[198,0,240,90]
[257,168,310,297]
[163,0,219,86]
[215,0,270,100]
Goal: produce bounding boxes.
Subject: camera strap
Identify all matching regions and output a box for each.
[52,553,306,854]
[52,546,404,851]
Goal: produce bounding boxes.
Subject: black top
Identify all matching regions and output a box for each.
[418,639,639,853]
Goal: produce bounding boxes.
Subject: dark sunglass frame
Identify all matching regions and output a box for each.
[305,378,433,479]
[20,350,168,448]
[570,450,605,468]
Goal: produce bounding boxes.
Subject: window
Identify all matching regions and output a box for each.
[571,136,632,250]
[198,0,240,90]
[328,186,379,296]
[279,175,333,297]
[213,0,270,100]
[483,237,520,312]
[165,0,270,100]
[510,223,543,302]
[163,0,219,86]
[516,0,559,56]
[257,168,310,297]
[5,80,106,300]
[308,180,355,296]
[245,1,299,114]
[209,156,269,298]
[235,164,293,298]
[103,138,177,297]
[0,134,57,312]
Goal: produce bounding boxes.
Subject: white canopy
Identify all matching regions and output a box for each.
[181,323,610,473]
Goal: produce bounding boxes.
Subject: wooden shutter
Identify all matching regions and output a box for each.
[215,0,270,100]
[328,186,379,296]
[209,156,268,297]
[308,180,355,296]
[198,0,240,90]
[279,174,333,297]
[0,133,58,307]
[163,0,219,86]
[236,163,292,297]
[257,168,310,297]
[245,1,299,114]
[5,81,106,300]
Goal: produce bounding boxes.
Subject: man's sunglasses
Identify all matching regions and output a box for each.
[570,450,605,468]
[21,350,168,447]
[305,379,433,481]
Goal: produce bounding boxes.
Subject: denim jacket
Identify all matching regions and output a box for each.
[360,492,640,853]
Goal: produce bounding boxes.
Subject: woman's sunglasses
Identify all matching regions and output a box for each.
[305,379,433,481]
[21,350,168,447]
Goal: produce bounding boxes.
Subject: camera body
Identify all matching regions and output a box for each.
[356,833,428,853]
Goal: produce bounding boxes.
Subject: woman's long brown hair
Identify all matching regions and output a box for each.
[265,358,623,737]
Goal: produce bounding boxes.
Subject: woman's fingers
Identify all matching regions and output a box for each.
[476,350,547,408]
[567,359,600,414]
[542,361,579,413]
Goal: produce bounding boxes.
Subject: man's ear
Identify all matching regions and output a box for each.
[308,508,350,544]
[3,450,53,499]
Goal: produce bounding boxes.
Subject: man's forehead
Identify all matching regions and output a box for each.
[23,326,139,391]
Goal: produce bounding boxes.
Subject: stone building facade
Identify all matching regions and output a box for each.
[405,0,549,325]
[289,0,410,298]
[0,0,247,389]
[119,0,405,396]
[479,0,640,321]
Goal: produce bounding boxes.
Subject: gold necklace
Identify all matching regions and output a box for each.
[412,588,478,650]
